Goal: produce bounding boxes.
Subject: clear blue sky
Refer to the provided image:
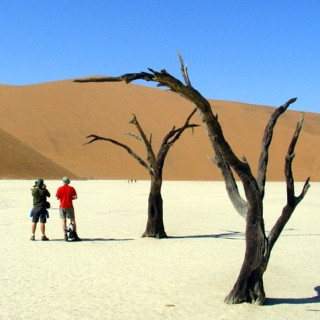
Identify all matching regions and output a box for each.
[1,1,319,113]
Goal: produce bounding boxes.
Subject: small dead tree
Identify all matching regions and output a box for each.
[75,57,310,304]
[84,111,198,239]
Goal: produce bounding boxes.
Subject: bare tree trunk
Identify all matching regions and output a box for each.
[143,177,167,238]
[225,206,269,304]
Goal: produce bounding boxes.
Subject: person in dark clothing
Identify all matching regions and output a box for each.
[30,179,51,241]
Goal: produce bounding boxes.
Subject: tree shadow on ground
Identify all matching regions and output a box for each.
[168,229,320,241]
[168,230,244,240]
[265,286,320,306]
[267,228,320,238]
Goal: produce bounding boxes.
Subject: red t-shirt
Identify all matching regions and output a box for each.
[56,185,77,208]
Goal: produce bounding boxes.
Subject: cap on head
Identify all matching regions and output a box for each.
[36,179,44,188]
[62,176,70,185]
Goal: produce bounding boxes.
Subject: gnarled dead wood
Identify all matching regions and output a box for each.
[85,110,199,238]
[75,56,310,304]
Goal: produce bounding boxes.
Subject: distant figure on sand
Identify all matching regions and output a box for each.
[30,179,50,241]
[56,176,81,241]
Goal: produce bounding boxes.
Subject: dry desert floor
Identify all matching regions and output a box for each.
[1,180,319,319]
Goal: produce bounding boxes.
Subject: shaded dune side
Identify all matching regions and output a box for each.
[0,80,319,181]
[0,128,78,179]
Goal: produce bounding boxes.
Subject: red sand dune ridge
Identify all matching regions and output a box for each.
[0,78,319,181]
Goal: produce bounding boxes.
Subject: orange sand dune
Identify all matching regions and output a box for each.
[0,79,319,181]
[0,127,78,179]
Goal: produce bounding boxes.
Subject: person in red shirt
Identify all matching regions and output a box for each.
[56,176,80,241]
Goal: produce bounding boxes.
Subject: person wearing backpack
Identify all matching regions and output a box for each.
[56,176,81,241]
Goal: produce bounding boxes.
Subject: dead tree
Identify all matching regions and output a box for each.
[84,111,198,239]
[75,58,310,304]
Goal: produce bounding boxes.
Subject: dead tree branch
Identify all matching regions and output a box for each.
[85,134,151,173]
[268,113,310,249]
[257,98,297,199]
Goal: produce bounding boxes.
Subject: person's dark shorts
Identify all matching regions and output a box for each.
[31,207,47,223]
[59,207,75,219]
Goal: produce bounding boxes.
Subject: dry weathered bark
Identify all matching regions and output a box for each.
[84,111,198,239]
[224,113,310,305]
[75,59,310,304]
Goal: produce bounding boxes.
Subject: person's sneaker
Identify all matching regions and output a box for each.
[30,235,35,241]
[41,235,49,241]
[74,236,82,242]
[64,234,68,241]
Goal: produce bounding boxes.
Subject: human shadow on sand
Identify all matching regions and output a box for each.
[265,286,320,306]
[50,238,134,242]
[168,230,244,240]
[81,238,134,242]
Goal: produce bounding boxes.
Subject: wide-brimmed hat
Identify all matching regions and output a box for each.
[62,176,70,185]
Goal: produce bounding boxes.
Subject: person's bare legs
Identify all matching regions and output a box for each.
[40,223,46,236]
[31,222,37,234]
[64,216,80,241]
[70,218,77,232]
[30,222,37,240]
[62,218,67,238]
[69,218,80,240]
[31,222,48,240]
[40,223,49,240]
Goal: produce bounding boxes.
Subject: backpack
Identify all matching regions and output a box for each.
[66,223,80,241]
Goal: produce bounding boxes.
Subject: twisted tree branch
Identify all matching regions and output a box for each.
[85,134,151,173]
[268,113,310,249]
[257,98,297,199]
